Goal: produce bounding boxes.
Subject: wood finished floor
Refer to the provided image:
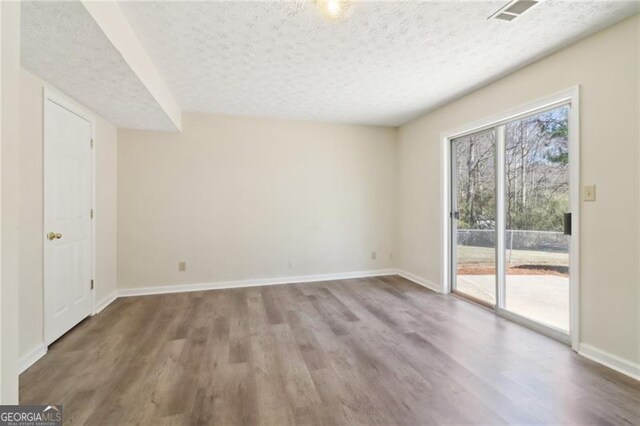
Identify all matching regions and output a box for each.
[21,276,640,425]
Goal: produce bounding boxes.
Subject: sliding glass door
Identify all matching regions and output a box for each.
[451,129,497,307]
[451,103,572,338]
[504,106,570,332]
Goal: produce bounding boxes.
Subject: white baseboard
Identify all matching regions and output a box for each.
[19,344,47,374]
[94,290,118,314]
[396,270,443,293]
[579,343,640,382]
[118,269,399,298]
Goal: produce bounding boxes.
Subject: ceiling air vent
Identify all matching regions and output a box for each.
[495,13,518,22]
[489,0,539,21]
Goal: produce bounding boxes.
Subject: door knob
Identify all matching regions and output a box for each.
[47,232,63,240]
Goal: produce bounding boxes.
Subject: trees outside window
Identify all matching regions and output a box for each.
[505,106,569,233]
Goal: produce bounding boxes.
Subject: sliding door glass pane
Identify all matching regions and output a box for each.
[453,130,496,306]
[504,106,570,332]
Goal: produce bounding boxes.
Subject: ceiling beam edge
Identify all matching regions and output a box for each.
[80,1,182,131]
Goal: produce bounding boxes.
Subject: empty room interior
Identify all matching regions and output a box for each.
[1,0,640,424]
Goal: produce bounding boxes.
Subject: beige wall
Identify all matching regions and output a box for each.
[398,15,640,364]
[118,113,397,289]
[1,1,21,404]
[18,70,118,360]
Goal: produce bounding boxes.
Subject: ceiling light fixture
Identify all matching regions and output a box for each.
[316,0,352,21]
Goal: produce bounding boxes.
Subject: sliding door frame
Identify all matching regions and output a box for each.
[441,86,580,350]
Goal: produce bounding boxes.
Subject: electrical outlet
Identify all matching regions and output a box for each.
[289,260,295,270]
[371,251,377,260]
[178,261,186,272]
[583,184,596,201]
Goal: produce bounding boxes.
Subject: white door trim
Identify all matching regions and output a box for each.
[441,86,580,350]
[43,88,97,345]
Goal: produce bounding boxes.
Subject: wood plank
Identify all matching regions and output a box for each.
[19,276,640,425]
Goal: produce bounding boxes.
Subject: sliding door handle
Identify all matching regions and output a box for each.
[563,213,572,236]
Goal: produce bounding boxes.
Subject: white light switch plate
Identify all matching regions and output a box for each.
[583,184,596,201]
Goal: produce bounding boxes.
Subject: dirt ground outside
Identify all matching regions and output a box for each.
[456,245,569,277]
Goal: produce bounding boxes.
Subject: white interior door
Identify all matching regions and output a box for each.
[44,97,93,345]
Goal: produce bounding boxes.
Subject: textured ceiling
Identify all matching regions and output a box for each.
[120,1,640,126]
[21,1,640,130]
[21,1,176,130]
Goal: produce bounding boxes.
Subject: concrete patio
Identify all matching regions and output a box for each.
[456,274,570,332]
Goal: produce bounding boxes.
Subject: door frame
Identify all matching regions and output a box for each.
[441,86,580,350]
[43,88,97,345]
